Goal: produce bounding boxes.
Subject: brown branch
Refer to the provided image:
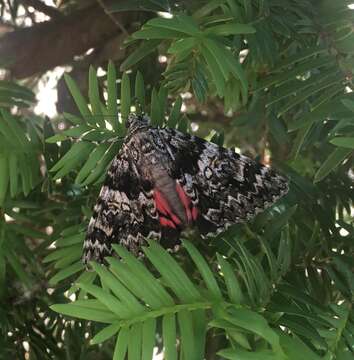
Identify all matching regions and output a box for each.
[20,0,63,19]
[0,3,137,79]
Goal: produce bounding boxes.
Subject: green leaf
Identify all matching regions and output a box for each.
[64,74,95,126]
[67,271,96,297]
[60,224,83,237]
[163,314,177,360]
[277,73,342,117]
[133,27,183,39]
[89,66,105,127]
[177,115,189,133]
[45,134,68,143]
[0,110,29,148]
[218,347,281,360]
[167,96,182,128]
[278,284,327,313]
[0,80,35,102]
[210,318,250,345]
[277,227,292,275]
[91,262,144,315]
[146,15,199,36]
[150,87,163,126]
[278,316,327,349]
[0,244,5,299]
[264,205,297,239]
[205,23,256,36]
[51,142,95,180]
[134,71,145,112]
[107,61,120,133]
[200,43,225,96]
[63,124,92,138]
[120,72,131,122]
[107,255,168,310]
[81,143,119,185]
[91,323,121,345]
[8,153,18,197]
[144,241,201,303]
[113,327,129,360]
[54,250,82,269]
[290,121,313,159]
[6,249,32,288]
[49,261,83,285]
[120,40,160,71]
[75,143,111,184]
[330,137,354,149]
[257,56,335,90]
[177,14,201,35]
[192,77,207,103]
[128,323,142,360]
[275,46,327,70]
[184,240,222,299]
[193,0,227,18]
[142,318,156,360]
[202,38,230,80]
[63,112,84,125]
[51,302,116,323]
[226,308,282,353]
[216,253,243,304]
[18,155,33,196]
[158,87,168,120]
[192,309,207,358]
[231,242,270,306]
[310,83,343,111]
[221,47,248,97]
[0,155,9,206]
[50,141,90,172]
[314,147,352,183]
[267,67,341,108]
[168,37,196,54]
[111,245,174,308]
[268,114,289,145]
[78,282,127,318]
[341,98,354,112]
[178,310,195,360]
[279,333,322,360]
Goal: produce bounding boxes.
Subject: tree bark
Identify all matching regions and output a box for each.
[0,3,136,79]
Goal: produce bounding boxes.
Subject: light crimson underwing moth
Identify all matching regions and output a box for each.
[83,114,288,264]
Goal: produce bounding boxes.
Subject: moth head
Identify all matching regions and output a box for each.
[125,113,150,132]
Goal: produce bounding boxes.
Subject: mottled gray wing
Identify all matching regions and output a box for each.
[82,151,161,265]
[159,128,289,237]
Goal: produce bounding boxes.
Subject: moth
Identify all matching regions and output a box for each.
[83,114,288,264]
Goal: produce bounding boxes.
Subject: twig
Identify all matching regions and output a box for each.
[96,0,129,36]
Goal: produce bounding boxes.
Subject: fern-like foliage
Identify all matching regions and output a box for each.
[51,230,354,360]
[51,240,332,360]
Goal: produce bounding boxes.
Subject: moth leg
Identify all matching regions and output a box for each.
[175,182,198,223]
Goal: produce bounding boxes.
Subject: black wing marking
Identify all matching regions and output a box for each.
[83,151,161,264]
[159,128,289,236]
